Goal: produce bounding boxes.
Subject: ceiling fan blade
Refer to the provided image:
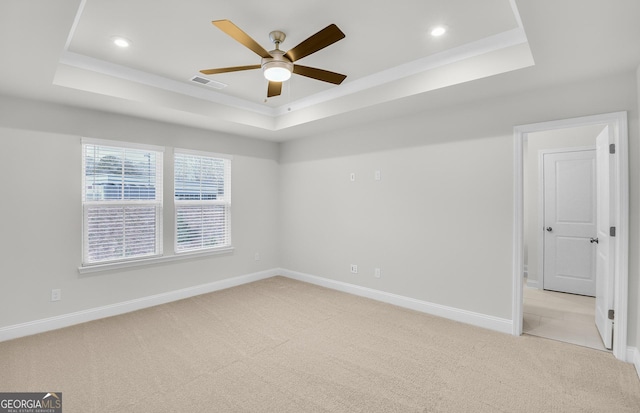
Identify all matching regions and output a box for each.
[212,20,272,59]
[200,64,260,75]
[267,81,282,98]
[284,24,345,62]
[293,65,347,85]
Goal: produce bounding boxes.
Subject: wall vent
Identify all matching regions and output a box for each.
[190,76,227,89]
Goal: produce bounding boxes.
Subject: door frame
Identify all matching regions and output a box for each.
[538,146,596,294]
[512,111,628,361]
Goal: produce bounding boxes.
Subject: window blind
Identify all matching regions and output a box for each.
[174,151,231,253]
[82,140,163,265]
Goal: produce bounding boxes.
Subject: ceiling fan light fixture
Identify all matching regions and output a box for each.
[261,49,293,82]
[263,62,292,82]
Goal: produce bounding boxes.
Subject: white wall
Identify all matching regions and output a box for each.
[0,97,280,328]
[280,72,639,344]
[524,125,604,287]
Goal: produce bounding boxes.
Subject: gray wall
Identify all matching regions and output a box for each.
[0,97,280,327]
[0,70,638,350]
[279,72,639,344]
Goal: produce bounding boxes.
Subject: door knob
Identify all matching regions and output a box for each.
[546,227,553,232]
[590,237,599,244]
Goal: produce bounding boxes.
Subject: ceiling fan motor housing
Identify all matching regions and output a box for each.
[262,49,293,81]
[269,30,286,45]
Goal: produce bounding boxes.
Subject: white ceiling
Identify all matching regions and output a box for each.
[1,0,639,141]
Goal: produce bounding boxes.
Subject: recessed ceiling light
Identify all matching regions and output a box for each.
[112,36,131,48]
[430,26,447,37]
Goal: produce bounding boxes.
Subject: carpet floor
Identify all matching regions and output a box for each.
[1,276,639,412]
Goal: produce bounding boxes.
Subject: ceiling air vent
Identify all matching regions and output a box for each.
[190,76,227,89]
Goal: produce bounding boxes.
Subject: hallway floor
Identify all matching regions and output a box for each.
[523,287,607,352]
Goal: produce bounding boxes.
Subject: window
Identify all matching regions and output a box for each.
[174,150,231,253]
[82,139,163,265]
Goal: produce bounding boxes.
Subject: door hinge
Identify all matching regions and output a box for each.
[610,227,616,237]
[608,309,615,320]
[609,143,615,154]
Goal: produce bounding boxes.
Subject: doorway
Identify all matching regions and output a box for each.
[540,147,597,297]
[512,112,629,361]
[523,128,601,350]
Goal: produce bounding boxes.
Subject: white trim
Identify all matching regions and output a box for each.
[61,24,528,121]
[525,280,539,289]
[513,111,629,361]
[513,126,525,337]
[63,0,86,50]
[174,147,233,160]
[78,247,234,274]
[508,0,525,30]
[279,269,513,334]
[0,268,276,342]
[60,51,274,118]
[1,268,512,343]
[81,136,165,153]
[273,27,529,116]
[612,113,630,362]
[629,347,640,380]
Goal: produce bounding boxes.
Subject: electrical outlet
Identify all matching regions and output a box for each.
[375,170,381,181]
[350,264,358,274]
[51,289,61,302]
[350,172,356,182]
[254,252,260,261]
[374,268,381,278]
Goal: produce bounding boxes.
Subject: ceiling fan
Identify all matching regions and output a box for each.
[200,20,347,99]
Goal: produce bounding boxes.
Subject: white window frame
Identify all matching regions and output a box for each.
[81,138,164,266]
[174,148,232,254]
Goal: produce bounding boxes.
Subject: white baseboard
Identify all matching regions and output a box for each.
[0,269,278,342]
[629,347,640,380]
[279,269,513,334]
[10,267,629,360]
[525,279,539,289]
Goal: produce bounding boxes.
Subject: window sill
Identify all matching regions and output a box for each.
[78,247,235,275]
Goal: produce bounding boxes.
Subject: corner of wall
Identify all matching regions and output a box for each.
[629,346,640,380]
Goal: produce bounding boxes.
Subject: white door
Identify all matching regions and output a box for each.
[542,149,597,296]
[595,127,614,350]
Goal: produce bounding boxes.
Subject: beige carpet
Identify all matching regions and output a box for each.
[1,276,639,412]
